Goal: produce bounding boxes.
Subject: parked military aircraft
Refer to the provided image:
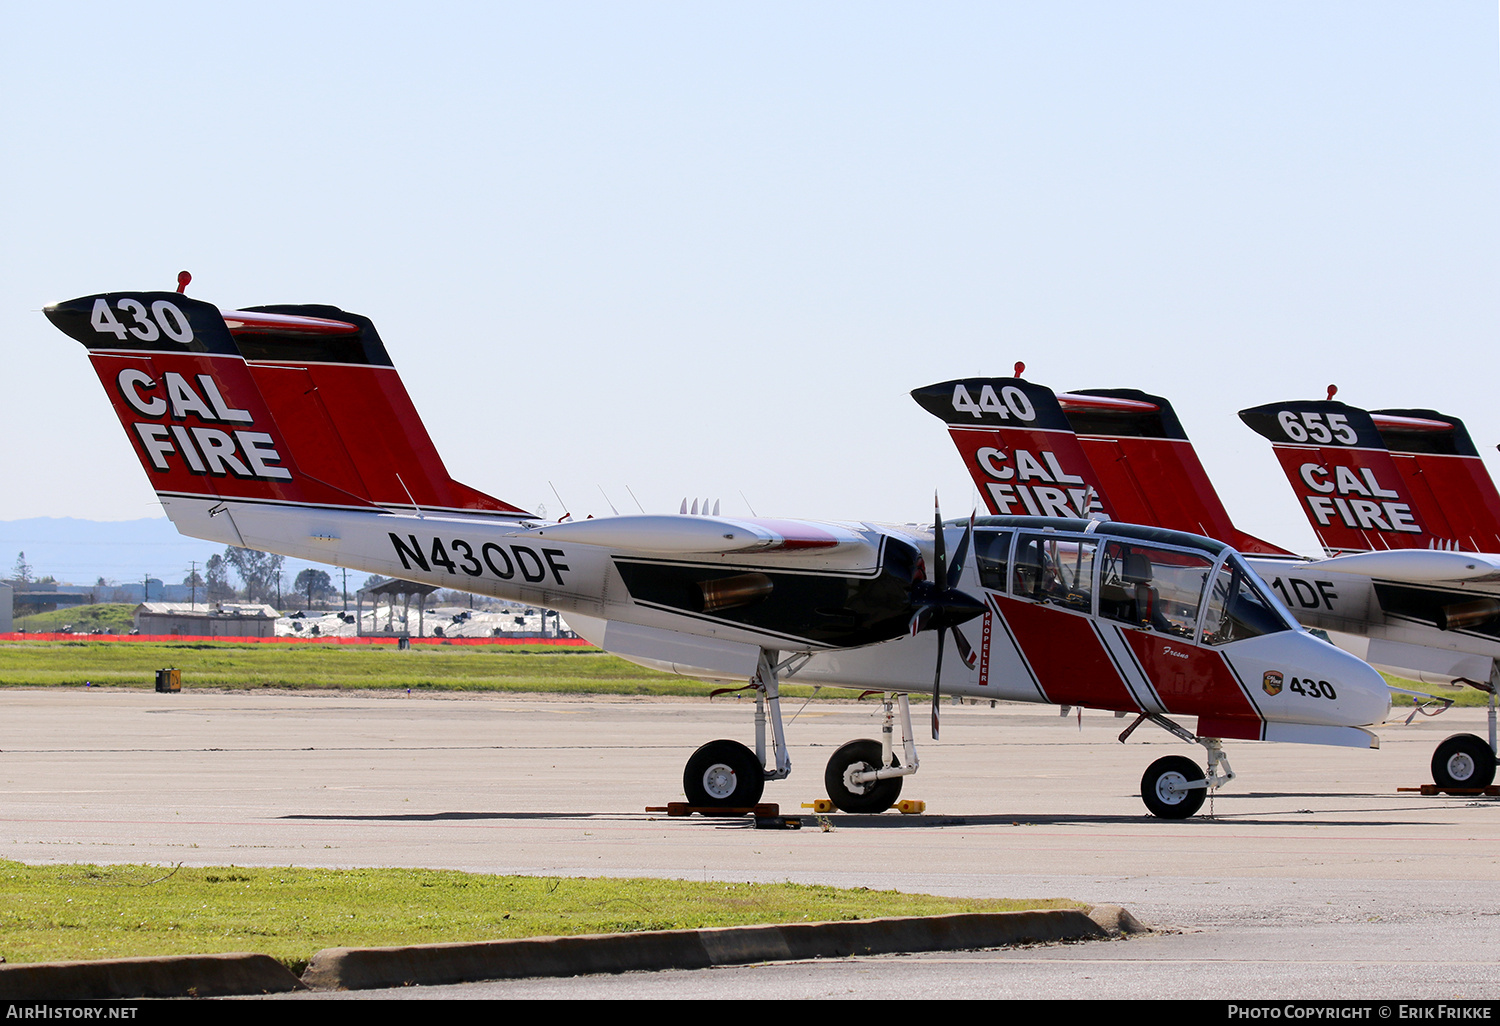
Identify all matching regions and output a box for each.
[46,290,1391,818]
[914,376,1500,792]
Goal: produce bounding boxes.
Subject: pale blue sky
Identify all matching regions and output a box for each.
[4,2,1496,558]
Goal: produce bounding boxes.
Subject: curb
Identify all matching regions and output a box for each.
[0,907,1141,998]
[0,952,303,999]
[301,908,1126,991]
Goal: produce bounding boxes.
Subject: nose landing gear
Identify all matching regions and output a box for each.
[1140,756,1207,819]
[822,693,923,814]
[1122,713,1235,819]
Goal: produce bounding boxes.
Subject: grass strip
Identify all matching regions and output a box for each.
[0,640,743,697]
[0,640,1479,705]
[0,860,1078,973]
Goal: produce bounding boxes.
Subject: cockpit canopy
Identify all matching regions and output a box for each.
[964,516,1296,647]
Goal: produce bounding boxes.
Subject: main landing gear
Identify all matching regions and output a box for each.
[1121,713,1235,819]
[681,650,795,812]
[1427,664,1500,791]
[679,649,923,814]
[1431,734,1497,790]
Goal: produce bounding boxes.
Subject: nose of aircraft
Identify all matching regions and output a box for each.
[1285,631,1392,727]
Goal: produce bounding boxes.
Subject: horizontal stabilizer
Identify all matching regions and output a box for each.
[1062,388,1292,555]
[1370,408,1500,553]
[229,303,527,516]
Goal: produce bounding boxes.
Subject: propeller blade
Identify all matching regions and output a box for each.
[952,626,977,669]
[932,625,945,739]
[948,511,975,582]
[932,494,948,592]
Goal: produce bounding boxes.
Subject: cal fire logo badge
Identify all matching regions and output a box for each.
[1263,670,1284,697]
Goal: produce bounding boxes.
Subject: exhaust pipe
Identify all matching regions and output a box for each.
[697,573,774,613]
[1436,597,1500,631]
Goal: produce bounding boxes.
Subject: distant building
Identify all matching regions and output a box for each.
[3,581,95,614]
[0,583,11,633]
[134,602,280,638]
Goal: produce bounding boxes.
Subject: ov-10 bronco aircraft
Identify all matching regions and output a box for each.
[915,375,1500,793]
[46,287,1390,819]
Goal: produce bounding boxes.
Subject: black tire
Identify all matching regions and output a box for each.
[1140,755,1207,819]
[683,739,764,808]
[1431,733,1496,790]
[824,739,903,814]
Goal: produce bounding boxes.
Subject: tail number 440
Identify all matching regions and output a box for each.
[952,383,1035,421]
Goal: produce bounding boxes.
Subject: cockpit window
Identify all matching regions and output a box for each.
[1098,542,1213,639]
[1013,533,1095,612]
[972,528,1013,592]
[1202,558,1293,646]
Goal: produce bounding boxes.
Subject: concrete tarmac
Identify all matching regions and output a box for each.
[3,687,1498,999]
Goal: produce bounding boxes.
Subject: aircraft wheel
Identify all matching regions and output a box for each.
[1431,733,1497,790]
[683,739,765,809]
[1140,756,1207,819]
[824,739,902,814]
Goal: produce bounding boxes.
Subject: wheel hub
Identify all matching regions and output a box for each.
[1155,771,1189,804]
[842,762,875,795]
[1447,753,1476,781]
[703,763,737,800]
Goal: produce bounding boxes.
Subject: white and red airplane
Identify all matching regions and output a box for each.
[46,289,1391,819]
[915,375,1500,793]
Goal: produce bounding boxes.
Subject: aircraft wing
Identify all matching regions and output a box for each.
[517,514,877,557]
[1303,549,1500,584]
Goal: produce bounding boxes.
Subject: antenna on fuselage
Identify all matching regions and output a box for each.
[549,482,572,522]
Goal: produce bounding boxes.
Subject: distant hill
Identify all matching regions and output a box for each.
[0,517,354,595]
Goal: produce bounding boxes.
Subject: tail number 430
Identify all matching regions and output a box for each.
[91,297,194,345]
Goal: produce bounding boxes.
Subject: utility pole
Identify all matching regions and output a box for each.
[341,568,348,612]
[188,561,198,609]
[143,574,150,603]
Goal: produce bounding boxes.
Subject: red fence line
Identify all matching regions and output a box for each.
[0,633,594,647]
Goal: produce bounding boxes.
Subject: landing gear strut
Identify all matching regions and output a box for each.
[679,649,798,810]
[1427,662,1500,791]
[823,693,921,813]
[1121,712,1234,819]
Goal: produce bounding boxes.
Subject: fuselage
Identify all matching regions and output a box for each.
[1244,554,1500,682]
[163,495,1391,744]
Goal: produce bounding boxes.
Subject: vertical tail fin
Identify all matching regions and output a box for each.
[1239,400,1432,554]
[1368,408,1500,552]
[1059,389,1293,555]
[45,292,367,511]
[223,304,531,517]
[911,378,1108,519]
